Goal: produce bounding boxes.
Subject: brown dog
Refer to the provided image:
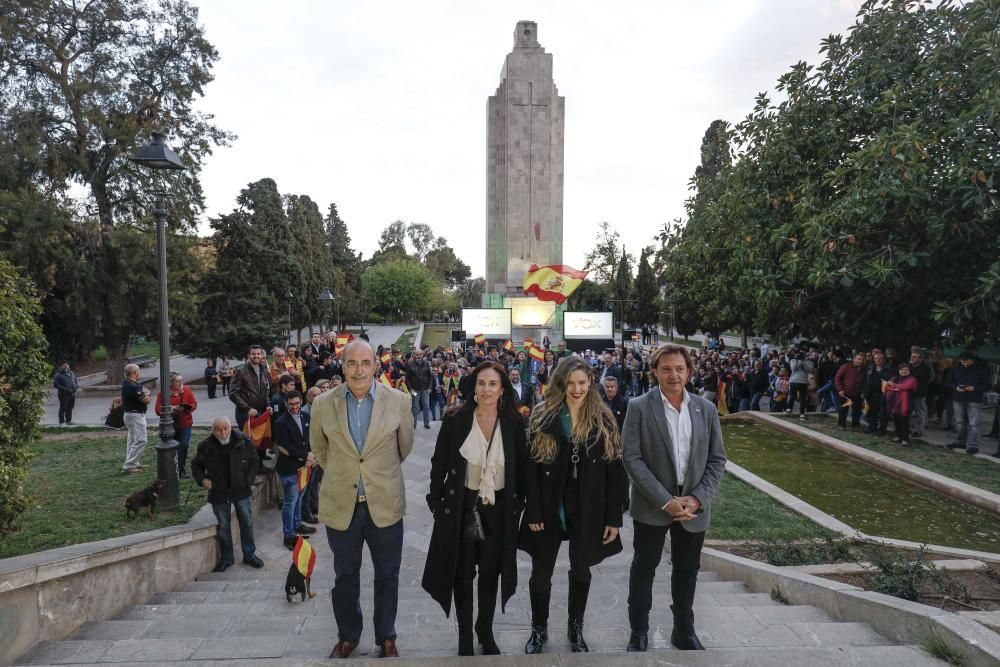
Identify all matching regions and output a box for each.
[125,479,167,519]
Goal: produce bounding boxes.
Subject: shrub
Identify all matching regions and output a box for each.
[0,259,50,536]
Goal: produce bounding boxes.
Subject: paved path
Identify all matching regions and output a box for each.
[17,424,945,665]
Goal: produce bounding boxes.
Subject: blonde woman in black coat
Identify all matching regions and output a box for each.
[519,356,624,654]
[421,361,527,656]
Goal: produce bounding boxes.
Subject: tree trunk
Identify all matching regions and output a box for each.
[741,329,748,349]
[93,176,130,386]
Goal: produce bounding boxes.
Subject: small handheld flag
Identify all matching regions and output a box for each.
[502,339,514,353]
[292,536,316,578]
[474,333,486,345]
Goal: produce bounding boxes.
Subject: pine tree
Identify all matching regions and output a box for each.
[325,203,362,329]
[633,246,659,328]
[286,195,327,338]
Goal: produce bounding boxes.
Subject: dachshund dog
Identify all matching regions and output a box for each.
[125,479,167,519]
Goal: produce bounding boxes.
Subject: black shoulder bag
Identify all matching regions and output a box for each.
[462,416,500,543]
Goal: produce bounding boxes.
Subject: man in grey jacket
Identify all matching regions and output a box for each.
[622,344,727,652]
[53,361,80,425]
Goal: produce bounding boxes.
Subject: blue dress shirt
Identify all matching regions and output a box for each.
[346,381,377,498]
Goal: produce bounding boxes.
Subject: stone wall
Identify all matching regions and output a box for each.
[0,474,277,666]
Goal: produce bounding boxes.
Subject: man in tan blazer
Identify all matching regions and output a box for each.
[310,339,414,659]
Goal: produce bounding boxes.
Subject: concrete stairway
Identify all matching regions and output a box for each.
[15,424,945,666]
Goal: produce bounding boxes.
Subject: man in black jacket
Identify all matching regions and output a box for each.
[273,391,317,549]
[863,349,893,435]
[509,367,534,412]
[602,376,631,512]
[192,416,264,572]
[405,347,434,429]
[230,345,271,430]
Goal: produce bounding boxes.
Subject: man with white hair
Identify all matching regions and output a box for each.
[121,363,151,473]
[191,416,264,572]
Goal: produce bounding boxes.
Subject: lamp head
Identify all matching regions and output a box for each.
[128,132,185,171]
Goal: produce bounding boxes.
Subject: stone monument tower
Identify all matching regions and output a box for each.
[486,20,565,298]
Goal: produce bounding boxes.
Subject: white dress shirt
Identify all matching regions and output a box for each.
[659,388,693,488]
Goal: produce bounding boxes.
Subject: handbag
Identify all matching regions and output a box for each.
[461,416,500,543]
[105,398,125,429]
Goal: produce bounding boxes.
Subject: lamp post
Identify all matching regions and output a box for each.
[318,288,333,335]
[128,131,185,509]
[284,290,294,345]
[606,298,638,349]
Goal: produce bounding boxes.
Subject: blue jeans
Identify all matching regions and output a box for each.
[818,382,838,411]
[954,401,982,451]
[430,390,445,420]
[750,392,764,411]
[411,389,430,428]
[211,496,256,565]
[278,472,304,538]
[175,426,192,475]
[325,503,404,644]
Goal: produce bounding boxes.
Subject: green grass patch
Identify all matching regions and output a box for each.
[92,340,161,363]
[707,474,833,541]
[794,418,1000,495]
[421,323,456,350]
[393,326,420,352]
[0,430,210,559]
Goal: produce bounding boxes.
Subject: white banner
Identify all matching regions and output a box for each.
[461,308,512,337]
[564,311,613,338]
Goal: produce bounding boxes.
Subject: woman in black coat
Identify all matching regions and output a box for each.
[421,361,527,656]
[519,356,624,654]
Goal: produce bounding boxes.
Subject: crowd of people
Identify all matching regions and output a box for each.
[94,326,995,659]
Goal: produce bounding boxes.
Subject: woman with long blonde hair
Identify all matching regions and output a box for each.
[519,356,623,654]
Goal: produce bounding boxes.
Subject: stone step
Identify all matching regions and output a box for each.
[14,642,946,666]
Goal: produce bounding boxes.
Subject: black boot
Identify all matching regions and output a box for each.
[670,605,705,650]
[475,576,501,655]
[524,586,550,654]
[567,575,590,653]
[454,582,474,656]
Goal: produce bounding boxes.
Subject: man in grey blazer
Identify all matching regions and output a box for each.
[622,344,727,651]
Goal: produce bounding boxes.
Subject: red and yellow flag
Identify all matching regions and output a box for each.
[243,411,272,451]
[378,373,393,389]
[523,264,588,304]
[474,333,486,345]
[297,466,310,492]
[717,380,729,416]
[334,332,352,357]
[523,339,535,350]
[292,535,316,578]
[380,350,391,366]
[502,339,514,353]
[529,346,544,362]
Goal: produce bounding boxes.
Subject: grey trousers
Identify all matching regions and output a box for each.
[910,396,927,434]
[123,412,148,470]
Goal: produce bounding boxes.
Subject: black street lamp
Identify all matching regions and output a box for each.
[284,290,294,345]
[318,288,333,334]
[128,131,185,509]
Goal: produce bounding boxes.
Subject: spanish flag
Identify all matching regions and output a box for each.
[297,466,310,492]
[243,410,272,452]
[502,339,514,353]
[378,373,393,389]
[380,350,391,366]
[335,332,351,357]
[523,264,588,304]
[474,333,486,345]
[523,339,535,350]
[292,535,316,578]
[529,346,544,362]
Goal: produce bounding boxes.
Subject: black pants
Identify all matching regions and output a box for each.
[838,395,863,428]
[628,520,706,632]
[57,391,75,423]
[221,376,231,395]
[302,465,323,515]
[893,415,910,441]
[455,490,503,629]
[206,380,217,399]
[865,394,887,434]
[789,383,809,415]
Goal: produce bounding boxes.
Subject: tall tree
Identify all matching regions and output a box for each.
[173,179,288,357]
[361,259,438,319]
[457,277,486,308]
[0,0,232,381]
[425,242,471,289]
[633,246,659,327]
[285,195,327,337]
[324,203,362,328]
[582,221,622,284]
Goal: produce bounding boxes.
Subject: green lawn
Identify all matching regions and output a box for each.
[393,326,420,352]
[0,431,210,559]
[793,418,1000,495]
[92,340,161,363]
[707,474,833,541]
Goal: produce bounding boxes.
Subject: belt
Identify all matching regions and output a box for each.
[356,494,367,503]
[125,410,145,414]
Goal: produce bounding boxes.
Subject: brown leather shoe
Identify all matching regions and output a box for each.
[329,640,358,659]
[375,639,399,658]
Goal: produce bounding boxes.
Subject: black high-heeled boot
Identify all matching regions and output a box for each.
[524,586,550,654]
[454,583,474,656]
[475,575,501,655]
[567,576,590,652]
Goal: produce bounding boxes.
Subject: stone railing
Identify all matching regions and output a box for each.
[0,474,278,667]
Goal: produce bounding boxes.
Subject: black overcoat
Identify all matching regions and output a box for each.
[421,410,527,616]
[518,415,624,566]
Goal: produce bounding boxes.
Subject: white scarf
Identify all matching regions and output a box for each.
[459,417,505,505]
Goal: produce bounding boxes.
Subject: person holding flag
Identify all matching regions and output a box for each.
[274,391,317,550]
